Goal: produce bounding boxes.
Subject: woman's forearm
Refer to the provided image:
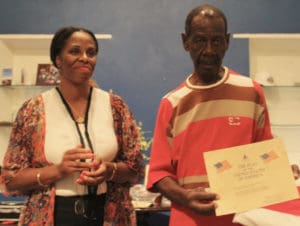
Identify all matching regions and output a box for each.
[108,162,139,184]
[5,165,62,192]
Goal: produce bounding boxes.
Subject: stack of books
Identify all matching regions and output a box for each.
[0,201,24,224]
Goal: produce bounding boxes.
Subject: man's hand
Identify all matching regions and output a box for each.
[291,164,300,180]
[184,187,218,215]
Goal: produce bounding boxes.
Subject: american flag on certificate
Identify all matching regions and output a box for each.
[260,150,278,163]
[214,160,231,173]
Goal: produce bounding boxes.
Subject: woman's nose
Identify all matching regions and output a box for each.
[79,52,89,61]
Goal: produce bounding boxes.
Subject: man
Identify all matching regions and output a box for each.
[147,4,273,226]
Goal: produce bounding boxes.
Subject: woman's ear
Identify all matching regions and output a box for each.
[55,56,62,69]
[181,33,190,51]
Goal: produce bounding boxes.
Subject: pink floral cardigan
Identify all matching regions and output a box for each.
[1,90,143,226]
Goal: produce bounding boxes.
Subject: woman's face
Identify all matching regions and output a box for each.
[55,31,98,85]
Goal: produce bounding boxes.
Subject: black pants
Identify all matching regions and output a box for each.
[54,194,106,226]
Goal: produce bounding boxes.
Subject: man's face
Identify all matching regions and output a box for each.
[182,15,229,83]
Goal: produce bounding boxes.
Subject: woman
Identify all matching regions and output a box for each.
[1,26,143,226]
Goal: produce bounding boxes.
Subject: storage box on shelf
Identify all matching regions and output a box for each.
[233,33,300,163]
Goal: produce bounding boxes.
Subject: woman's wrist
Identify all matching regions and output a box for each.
[36,172,48,187]
[107,162,118,181]
[36,165,63,188]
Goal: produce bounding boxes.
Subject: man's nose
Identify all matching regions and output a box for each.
[204,40,214,53]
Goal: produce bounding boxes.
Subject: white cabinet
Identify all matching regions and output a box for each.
[0,33,112,164]
[233,33,300,164]
[233,33,300,86]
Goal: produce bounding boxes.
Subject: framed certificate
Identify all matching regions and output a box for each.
[204,138,299,216]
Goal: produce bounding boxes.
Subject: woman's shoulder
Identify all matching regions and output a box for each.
[93,88,127,111]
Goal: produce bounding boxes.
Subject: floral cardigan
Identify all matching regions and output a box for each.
[1,90,143,226]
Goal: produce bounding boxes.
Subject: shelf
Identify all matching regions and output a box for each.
[233,33,300,39]
[0,34,112,54]
[233,33,300,86]
[0,121,12,127]
[0,85,54,89]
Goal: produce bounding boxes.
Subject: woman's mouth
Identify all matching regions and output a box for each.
[77,66,91,72]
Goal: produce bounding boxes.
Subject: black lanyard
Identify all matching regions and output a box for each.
[56,87,97,195]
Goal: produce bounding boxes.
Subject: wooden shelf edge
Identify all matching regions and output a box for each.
[0,121,13,126]
[0,33,112,40]
[233,33,300,39]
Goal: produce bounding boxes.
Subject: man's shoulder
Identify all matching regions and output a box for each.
[163,81,186,97]
[162,80,191,106]
[227,69,255,87]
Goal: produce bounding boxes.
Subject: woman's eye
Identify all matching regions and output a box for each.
[68,48,97,57]
[86,49,97,57]
[69,48,81,55]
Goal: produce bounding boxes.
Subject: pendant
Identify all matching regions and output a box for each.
[76,116,85,123]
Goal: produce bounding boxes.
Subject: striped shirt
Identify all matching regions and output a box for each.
[147,67,273,226]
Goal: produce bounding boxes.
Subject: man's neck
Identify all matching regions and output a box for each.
[191,67,225,85]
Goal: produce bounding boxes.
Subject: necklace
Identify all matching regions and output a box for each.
[66,101,86,123]
[55,87,97,195]
[55,87,89,124]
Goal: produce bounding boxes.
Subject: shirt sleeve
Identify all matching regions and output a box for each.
[110,93,143,177]
[252,81,273,142]
[146,98,177,192]
[1,96,46,196]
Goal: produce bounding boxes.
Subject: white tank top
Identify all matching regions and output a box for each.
[43,88,118,196]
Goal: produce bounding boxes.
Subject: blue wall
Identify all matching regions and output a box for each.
[1,0,300,135]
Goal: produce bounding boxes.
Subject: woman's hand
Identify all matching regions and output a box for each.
[57,145,95,178]
[75,159,114,186]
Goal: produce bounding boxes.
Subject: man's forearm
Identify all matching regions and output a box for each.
[155,176,189,207]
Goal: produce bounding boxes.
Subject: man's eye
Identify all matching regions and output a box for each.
[195,38,206,44]
[212,39,220,45]
[212,37,225,46]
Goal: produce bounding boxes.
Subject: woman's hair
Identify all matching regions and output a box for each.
[50,26,99,67]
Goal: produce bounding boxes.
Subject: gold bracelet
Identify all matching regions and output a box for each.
[36,172,48,187]
[108,162,117,181]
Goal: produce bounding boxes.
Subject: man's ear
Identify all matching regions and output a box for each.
[181,33,190,51]
[225,33,230,50]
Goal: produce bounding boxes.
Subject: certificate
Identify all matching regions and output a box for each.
[204,138,299,216]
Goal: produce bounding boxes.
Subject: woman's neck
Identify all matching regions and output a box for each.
[56,82,92,124]
[58,82,90,102]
